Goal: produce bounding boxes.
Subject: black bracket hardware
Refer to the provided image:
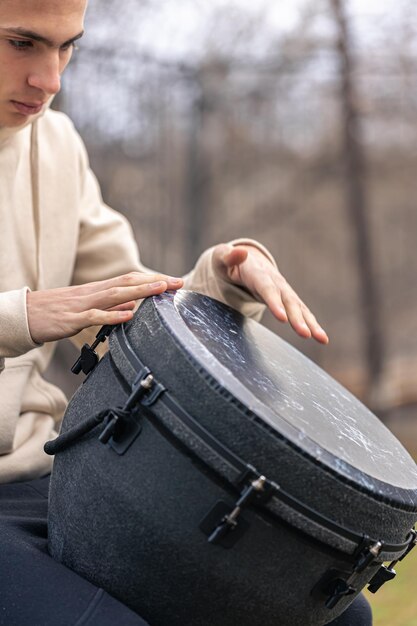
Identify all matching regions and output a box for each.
[312,568,356,608]
[71,325,114,375]
[313,536,383,609]
[200,473,276,548]
[106,370,166,455]
[199,501,250,548]
[367,565,397,593]
[45,330,166,456]
[368,528,417,594]
[99,410,121,445]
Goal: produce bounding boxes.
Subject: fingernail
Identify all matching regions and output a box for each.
[150,281,163,288]
[320,329,329,343]
[169,277,182,283]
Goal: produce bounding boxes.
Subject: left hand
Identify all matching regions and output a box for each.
[212,244,329,344]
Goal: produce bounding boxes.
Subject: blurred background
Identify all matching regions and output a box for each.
[47,1,417,623]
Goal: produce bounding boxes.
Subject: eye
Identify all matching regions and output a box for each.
[8,39,33,51]
[60,42,77,53]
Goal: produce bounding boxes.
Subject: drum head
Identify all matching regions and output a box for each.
[150,291,417,502]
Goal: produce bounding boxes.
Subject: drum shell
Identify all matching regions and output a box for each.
[48,297,417,625]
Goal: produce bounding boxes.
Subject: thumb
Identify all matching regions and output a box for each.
[212,243,249,284]
[213,243,248,271]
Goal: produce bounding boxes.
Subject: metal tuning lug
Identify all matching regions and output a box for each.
[106,370,166,456]
[200,473,275,549]
[124,370,165,411]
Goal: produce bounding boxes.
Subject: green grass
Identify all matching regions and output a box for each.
[365,548,417,626]
[363,441,417,625]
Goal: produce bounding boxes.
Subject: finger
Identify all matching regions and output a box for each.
[126,273,182,289]
[83,281,169,310]
[107,301,136,312]
[161,276,183,289]
[76,308,135,329]
[250,276,289,323]
[281,292,312,339]
[74,272,183,297]
[223,247,249,269]
[212,244,248,282]
[302,307,329,344]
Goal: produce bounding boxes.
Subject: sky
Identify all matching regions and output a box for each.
[83,0,406,59]
[84,0,407,62]
[73,0,413,144]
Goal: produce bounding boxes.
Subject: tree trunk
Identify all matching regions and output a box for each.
[184,73,209,269]
[330,0,384,406]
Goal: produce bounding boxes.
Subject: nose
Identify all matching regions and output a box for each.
[27,53,61,96]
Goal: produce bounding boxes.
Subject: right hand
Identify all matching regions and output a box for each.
[26,272,183,344]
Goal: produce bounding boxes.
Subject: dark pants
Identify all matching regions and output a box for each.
[0,476,148,626]
[329,593,372,625]
[0,476,372,626]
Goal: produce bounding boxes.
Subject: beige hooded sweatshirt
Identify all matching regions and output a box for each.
[0,108,274,484]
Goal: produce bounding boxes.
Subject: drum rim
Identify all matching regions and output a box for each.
[119,292,417,511]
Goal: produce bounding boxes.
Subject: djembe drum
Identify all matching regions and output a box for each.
[46,291,417,626]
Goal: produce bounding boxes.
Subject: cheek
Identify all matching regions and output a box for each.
[59,50,73,74]
[0,59,16,92]
[0,51,28,88]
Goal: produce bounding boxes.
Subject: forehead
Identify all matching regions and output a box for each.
[0,0,87,34]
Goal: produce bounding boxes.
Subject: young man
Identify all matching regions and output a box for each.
[0,1,371,625]
[0,0,328,484]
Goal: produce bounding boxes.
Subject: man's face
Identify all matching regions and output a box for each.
[0,0,86,128]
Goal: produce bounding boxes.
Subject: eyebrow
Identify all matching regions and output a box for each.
[2,27,84,48]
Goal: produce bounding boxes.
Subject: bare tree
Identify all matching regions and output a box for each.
[184,68,211,268]
[330,0,384,406]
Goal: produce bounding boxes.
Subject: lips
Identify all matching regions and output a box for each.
[11,100,45,116]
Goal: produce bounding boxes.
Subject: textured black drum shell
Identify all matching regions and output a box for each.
[48,294,417,626]
[48,356,375,626]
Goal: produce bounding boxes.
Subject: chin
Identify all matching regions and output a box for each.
[0,112,32,129]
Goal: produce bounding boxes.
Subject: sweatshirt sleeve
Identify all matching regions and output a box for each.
[0,287,40,362]
[182,238,277,322]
